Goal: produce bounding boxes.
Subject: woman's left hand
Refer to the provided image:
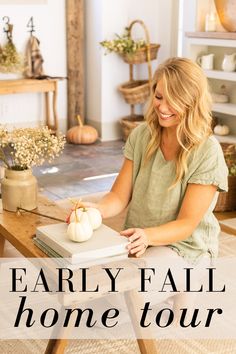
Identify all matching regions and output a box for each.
[120,228,149,257]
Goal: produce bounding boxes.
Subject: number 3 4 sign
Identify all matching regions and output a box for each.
[0,0,47,4]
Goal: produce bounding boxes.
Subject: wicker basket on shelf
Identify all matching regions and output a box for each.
[118,80,150,104]
[118,20,154,106]
[120,114,144,141]
[120,43,160,64]
[214,143,236,212]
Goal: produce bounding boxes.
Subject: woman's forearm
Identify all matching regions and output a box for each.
[97,191,128,218]
[95,158,133,219]
[145,218,198,246]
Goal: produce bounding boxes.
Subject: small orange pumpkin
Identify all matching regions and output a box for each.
[66,115,98,144]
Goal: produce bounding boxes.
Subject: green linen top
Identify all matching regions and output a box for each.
[123,123,228,264]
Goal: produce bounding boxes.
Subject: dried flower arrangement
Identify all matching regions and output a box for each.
[0,126,65,171]
[0,40,24,73]
[100,28,146,55]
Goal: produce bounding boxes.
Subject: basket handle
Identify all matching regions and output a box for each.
[127,19,152,88]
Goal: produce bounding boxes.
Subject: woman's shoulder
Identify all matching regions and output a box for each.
[127,122,150,145]
[187,135,228,192]
[131,122,149,137]
[123,122,150,160]
[189,135,226,170]
[205,135,222,149]
[195,135,223,156]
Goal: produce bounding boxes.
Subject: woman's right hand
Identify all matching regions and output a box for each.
[67,157,133,221]
[66,201,103,223]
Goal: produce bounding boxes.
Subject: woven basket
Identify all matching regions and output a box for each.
[119,114,144,141]
[118,80,150,104]
[214,143,236,212]
[214,176,236,212]
[120,43,160,64]
[118,20,154,105]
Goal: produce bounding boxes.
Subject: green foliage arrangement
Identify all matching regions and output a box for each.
[100,29,146,55]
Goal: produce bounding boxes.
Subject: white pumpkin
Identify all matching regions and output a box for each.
[214,124,230,136]
[69,207,102,230]
[67,212,93,242]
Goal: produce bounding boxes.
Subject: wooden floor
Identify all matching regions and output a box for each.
[34,140,236,225]
[25,140,236,228]
[33,140,124,201]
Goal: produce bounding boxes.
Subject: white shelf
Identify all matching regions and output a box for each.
[204,70,236,81]
[214,134,236,144]
[184,32,236,142]
[186,32,236,40]
[212,103,236,115]
[186,37,236,48]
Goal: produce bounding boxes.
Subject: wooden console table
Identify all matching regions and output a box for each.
[0,195,158,354]
[0,79,59,134]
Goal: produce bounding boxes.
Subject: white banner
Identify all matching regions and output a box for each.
[0,256,235,340]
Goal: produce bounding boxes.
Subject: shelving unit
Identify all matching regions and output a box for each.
[118,20,160,140]
[185,31,236,47]
[213,103,236,116]
[185,31,236,39]
[183,31,236,144]
[204,69,236,81]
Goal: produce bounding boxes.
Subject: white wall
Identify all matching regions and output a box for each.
[0,0,179,140]
[85,0,179,141]
[85,0,102,131]
[0,0,67,132]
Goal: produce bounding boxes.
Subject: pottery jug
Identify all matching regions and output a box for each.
[197,54,214,70]
[222,53,236,72]
[1,169,38,212]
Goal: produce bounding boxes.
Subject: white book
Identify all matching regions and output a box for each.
[36,223,129,264]
[33,237,128,269]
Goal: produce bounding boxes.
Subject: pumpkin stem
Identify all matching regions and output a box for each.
[75,208,79,223]
[77,202,85,209]
[69,198,84,209]
[77,115,84,127]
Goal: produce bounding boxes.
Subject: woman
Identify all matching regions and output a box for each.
[83,57,228,265]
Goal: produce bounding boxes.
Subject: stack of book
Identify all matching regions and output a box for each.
[34,222,129,266]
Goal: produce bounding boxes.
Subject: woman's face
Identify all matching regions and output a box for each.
[153,80,180,129]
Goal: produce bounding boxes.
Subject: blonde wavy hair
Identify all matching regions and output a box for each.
[144,57,213,188]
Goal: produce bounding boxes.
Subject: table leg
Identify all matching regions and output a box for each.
[52,81,59,134]
[0,234,5,257]
[44,339,68,354]
[124,290,159,354]
[45,89,58,134]
[45,92,51,130]
[44,303,71,354]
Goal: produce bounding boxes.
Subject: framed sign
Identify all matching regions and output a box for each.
[0,0,47,4]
